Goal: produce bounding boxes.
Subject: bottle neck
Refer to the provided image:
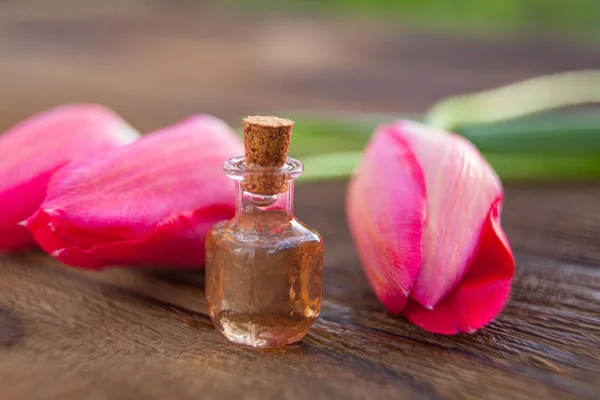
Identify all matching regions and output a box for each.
[235,181,295,217]
[223,156,304,229]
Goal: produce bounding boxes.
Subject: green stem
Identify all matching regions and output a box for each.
[300,152,361,182]
[298,151,600,183]
[425,70,600,130]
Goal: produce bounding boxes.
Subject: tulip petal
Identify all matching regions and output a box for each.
[395,121,503,309]
[26,115,243,269]
[402,197,514,334]
[36,205,234,269]
[0,104,140,251]
[346,125,426,313]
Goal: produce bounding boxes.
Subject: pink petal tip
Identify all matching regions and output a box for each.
[0,104,140,251]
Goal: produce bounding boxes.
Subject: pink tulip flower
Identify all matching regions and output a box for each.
[0,105,140,251]
[26,115,243,269]
[347,121,514,335]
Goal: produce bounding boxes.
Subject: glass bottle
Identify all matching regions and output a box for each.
[205,116,323,348]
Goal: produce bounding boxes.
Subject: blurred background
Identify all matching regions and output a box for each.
[1,0,599,133]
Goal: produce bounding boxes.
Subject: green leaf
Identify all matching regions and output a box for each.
[483,153,600,181]
[286,113,406,156]
[283,104,600,183]
[300,152,361,182]
[426,70,600,131]
[292,109,600,158]
[288,119,373,156]
[297,151,600,183]
[456,110,600,156]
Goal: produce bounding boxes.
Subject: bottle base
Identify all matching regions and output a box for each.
[211,310,316,349]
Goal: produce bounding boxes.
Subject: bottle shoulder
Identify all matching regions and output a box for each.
[291,218,323,243]
[207,216,322,248]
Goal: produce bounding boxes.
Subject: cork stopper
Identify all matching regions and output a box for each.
[242,116,294,195]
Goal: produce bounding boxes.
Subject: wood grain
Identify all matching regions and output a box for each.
[0,182,599,400]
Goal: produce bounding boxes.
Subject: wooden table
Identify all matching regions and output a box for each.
[0,3,599,399]
[1,183,599,400]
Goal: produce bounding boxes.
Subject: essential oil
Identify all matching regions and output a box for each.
[205,116,323,348]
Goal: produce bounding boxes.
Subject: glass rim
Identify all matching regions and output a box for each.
[223,156,304,181]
